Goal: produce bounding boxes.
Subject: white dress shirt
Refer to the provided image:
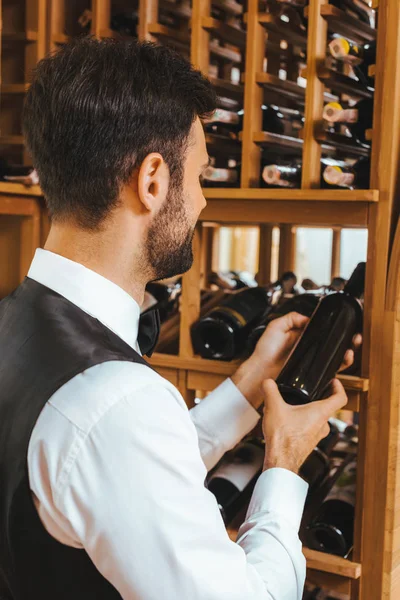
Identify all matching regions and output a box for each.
[27,248,308,600]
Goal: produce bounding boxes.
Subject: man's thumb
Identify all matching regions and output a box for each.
[262,379,285,409]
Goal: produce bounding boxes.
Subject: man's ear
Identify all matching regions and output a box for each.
[137,153,169,212]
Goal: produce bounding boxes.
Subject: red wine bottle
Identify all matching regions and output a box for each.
[306,458,357,556]
[201,165,240,187]
[299,447,331,492]
[262,164,302,188]
[329,38,376,86]
[276,263,365,405]
[191,287,271,360]
[323,157,371,189]
[322,99,373,145]
[207,439,265,525]
[203,108,241,138]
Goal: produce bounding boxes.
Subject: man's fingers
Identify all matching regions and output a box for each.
[271,311,310,333]
[313,379,348,419]
[352,333,362,349]
[338,349,354,372]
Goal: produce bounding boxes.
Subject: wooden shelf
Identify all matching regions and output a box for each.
[0,84,30,94]
[365,129,373,142]
[303,66,374,100]
[147,22,190,45]
[209,40,242,64]
[209,77,244,102]
[148,353,368,411]
[202,188,378,202]
[0,182,42,197]
[253,131,304,153]
[255,72,306,104]
[2,31,38,43]
[319,5,377,45]
[202,17,246,48]
[258,13,307,48]
[313,131,371,158]
[368,64,376,78]
[0,194,42,217]
[51,32,69,45]
[0,136,25,146]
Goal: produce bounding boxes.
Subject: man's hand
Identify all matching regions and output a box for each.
[262,378,348,474]
[231,311,362,410]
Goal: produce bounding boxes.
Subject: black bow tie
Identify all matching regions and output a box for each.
[138,309,160,357]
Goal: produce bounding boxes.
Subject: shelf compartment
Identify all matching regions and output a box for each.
[319,5,377,45]
[209,40,242,64]
[2,31,38,44]
[256,72,306,103]
[148,354,368,411]
[202,17,246,48]
[1,84,30,94]
[253,131,304,153]
[209,77,244,102]
[303,66,374,100]
[159,0,192,19]
[205,134,242,157]
[313,130,371,158]
[258,13,307,48]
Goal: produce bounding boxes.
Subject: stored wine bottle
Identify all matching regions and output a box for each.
[203,108,241,138]
[299,447,331,491]
[323,157,370,189]
[0,158,38,184]
[276,262,365,405]
[245,293,320,357]
[317,421,340,457]
[201,165,240,187]
[322,99,373,145]
[207,439,265,525]
[145,281,181,323]
[307,458,357,556]
[329,38,376,86]
[262,164,302,188]
[191,287,271,360]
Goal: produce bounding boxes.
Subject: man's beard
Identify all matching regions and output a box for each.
[146,180,195,281]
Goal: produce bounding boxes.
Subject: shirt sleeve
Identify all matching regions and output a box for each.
[46,383,308,600]
[190,378,261,471]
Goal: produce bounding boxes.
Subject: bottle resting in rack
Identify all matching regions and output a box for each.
[201,164,240,187]
[329,38,376,86]
[322,99,373,145]
[306,457,357,557]
[191,287,271,360]
[207,439,265,525]
[276,262,365,405]
[323,157,371,189]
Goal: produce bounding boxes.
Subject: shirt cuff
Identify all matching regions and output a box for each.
[246,468,308,532]
[194,378,261,453]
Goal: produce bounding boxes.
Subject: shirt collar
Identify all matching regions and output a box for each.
[28,248,141,353]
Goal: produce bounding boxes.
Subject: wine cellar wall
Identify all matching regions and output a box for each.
[0,0,400,599]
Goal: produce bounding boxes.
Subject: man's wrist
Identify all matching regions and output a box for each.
[231,355,274,411]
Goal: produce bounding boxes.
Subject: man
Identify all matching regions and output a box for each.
[0,38,354,599]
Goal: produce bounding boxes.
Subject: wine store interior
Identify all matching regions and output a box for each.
[0,0,399,599]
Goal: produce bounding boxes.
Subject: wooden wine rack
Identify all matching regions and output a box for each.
[0,0,399,598]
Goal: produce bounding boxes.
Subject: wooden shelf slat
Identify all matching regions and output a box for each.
[303,66,374,99]
[159,0,192,19]
[0,183,42,197]
[51,32,69,45]
[258,13,307,48]
[147,22,191,45]
[368,64,376,78]
[212,0,243,17]
[202,188,378,202]
[319,4,377,44]
[148,353,368,410]
[313,130,371,158]
[253,131,304,153]
[256,72,306,103]
[2,31,38,43]
[0,84,29,94]
[202,17,246,48]
[209,40,242,64]
[0,136,25,146]
[0,195,41,216]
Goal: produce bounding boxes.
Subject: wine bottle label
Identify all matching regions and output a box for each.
[325,460,357,507]
[204,109,240,126]
[329,38,362,64]
[208,444,264,492]
[202,167,238,183]
[323,166,355,188]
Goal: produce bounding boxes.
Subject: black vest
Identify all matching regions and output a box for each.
[0,277,151,599]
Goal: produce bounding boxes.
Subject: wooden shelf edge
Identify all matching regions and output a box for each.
[202,188,378,202]
[1,84,30,94]
[0,182,43,197]
[226,530,361,579]
[320,5,376,43]
[0,194,41,216]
